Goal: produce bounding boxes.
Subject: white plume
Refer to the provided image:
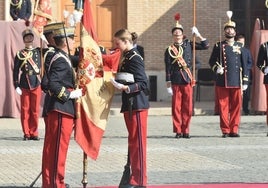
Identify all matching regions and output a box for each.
[226,11,233,19]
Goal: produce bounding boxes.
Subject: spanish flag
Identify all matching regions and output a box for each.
[33,0,53,34]
[74,0,121,160]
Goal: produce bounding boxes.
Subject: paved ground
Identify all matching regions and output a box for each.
[1,100,268,187]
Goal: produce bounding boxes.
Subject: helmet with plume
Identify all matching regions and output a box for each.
[172,13,183,33]
[22,20,34,39]
[224,11,236,29]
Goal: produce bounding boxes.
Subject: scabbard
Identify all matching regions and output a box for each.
[128,97,133,120]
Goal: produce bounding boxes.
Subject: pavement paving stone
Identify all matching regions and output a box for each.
[1,101,268,187]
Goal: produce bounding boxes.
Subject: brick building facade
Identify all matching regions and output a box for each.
[2,0,267,101]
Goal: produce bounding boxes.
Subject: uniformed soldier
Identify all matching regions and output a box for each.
[209,11,249,138]
[41,26,82,188]
[41,22,64,125]
[256,32,268,136]
[111,29,149,188]
[13,27,42,141]
[10,0,32,21]
[164,13,209,139]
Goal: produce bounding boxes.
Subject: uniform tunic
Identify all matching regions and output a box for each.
[209,40,249,134]
[10,0,32,21]
[119,48,149,187]
[13,47,41,138]
[256,42,268,124]
[42,48,76,188]
[164,39,209,136]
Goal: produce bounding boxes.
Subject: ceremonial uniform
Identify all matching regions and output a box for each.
[164,13,209,138]
[209,11,249,137]
[120,48,149,187]
[10,0,32,21]
[113,29,149,188]
[41,27,81,188]
[256,42,268,127]
[13,29,41,140]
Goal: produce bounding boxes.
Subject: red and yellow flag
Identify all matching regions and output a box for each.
[32,0,53,34]
[74,0,121,160]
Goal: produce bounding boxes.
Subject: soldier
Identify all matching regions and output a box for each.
[164,13,209,139]
[256,32,268,136]
[41,22,64,125]
[13,27,42,141]
[209,11,249,138]
[41,26,82,188]
[10,0,32,21]
[235,34,253,115]
[111,29,149,188]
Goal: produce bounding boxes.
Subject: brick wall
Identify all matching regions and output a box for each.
[127,0,229,71]
[0,0,5,20]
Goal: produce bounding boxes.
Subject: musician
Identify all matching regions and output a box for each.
[112,29,149,188]
[41,26,82,188]
[209,11,249,138]
[10,0,32,21]
[13,28,42,141]
[164,13,209,139]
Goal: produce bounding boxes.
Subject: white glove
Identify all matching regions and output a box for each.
[264,66,268,75]
[242,85,248,91]
[191,26,201,37]
[167,87,173,96]
[15,87,22,95]
[69,89,82,99]
[110,78,124,90]
[216,66,224,75]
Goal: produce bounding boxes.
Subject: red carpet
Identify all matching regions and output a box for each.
[89,183,268,188]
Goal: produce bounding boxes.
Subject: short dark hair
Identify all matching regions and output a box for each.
[235,33,245,41]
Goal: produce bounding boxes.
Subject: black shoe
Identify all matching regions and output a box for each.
[183,134,191,139]
[65,183,71,188]
[23,135,30,141]
[119,184,146,188]
[222,133,229,138]
[30,136,40,141]
[229,133,240,137]
[175,133,182,138]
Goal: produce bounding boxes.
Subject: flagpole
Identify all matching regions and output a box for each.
[81,152,88,188]
[192,0,196,86]
[79,1,88,187]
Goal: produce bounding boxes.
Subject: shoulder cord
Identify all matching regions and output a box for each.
[168,45,183,60]
[10,0,22,9]
[17,50,33,69]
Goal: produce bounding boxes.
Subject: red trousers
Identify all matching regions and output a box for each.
[21,86,41,137]
[171,84,193,134]
[216,86,242,134]
[42,111,74,188]
[124,110,148,187]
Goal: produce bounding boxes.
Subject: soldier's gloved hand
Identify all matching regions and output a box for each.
[216,66,224,75]
[242,85,248,91]
[110,78,124,90]
[69,88,82,99]
[264,66,268,75]
[15,87,22,95]
[167,87,173,96]
[191,26,201,37]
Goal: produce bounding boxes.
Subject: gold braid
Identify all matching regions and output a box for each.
[10,0,23,9]
[168,45,184,64]
[17,51,33,69]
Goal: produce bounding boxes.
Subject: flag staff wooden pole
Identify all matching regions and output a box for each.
[79,2,88,186]
[192,0,196,85]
